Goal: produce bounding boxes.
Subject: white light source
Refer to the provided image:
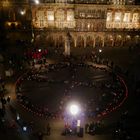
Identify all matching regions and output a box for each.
[87,24,90,29]
[115,16,120,21]
[107,12,112,22]
[77,120,81,127]
[23,126,27,132]
[47,11,54,21]
[38,49,41,52]
[69,104,79,116]
[16,114,20,120]
[20,10,25,15]
[99,49,102,53]
[115,12,121,22]
[35,0,39,4]
[67,15,71,21]
[48,15,54,21]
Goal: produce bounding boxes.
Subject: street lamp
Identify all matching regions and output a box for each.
[16,113,20,120]
[67,102,83,136]
[20,10,26,16]
[66,102,81,117]
[35,0,39,4]
[23,126,27,132]
[69,104,79,116]
[38,48,41,52]
[99,49,102,53]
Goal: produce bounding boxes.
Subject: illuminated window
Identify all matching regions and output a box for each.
[126,35,131,39]
[67,10,74,21]
[20,10,26,15]
[123,13,131,22]
[47,10,54,21]
[107,12,112,21]
[87,23,90,30]
[132,13,139,23]
[55,0,67,3]
[112,0,125,5]
[115,12,122,22]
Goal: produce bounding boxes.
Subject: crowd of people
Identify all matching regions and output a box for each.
[15,61,127,121]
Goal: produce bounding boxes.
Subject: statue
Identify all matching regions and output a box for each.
[64,30,72,56]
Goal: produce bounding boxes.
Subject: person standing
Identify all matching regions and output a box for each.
[85,123,89,133]
[46,123,51,136]
[38,132,43,140]
[7,96,11,103]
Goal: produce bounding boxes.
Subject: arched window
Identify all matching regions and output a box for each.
[47,10,54,21]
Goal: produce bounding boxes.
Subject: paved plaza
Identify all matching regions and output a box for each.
[1,47,140,140]
[17,61,127,119]
[6,58,128,139]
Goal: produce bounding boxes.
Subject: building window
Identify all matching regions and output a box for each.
[56,10,65,21]
[67,10,74,21]
[123,12,131,22]
[132,13,139,23]
[55,0,67,3]
[107,12,112,21]
[47,10,54,21]
[114,12,122,22]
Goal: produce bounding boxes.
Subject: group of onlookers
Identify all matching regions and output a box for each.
[15,61,126,121]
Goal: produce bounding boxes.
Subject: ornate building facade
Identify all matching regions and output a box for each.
[0,0,140,49]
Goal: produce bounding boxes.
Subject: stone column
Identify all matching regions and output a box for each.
[84,37,86,48]
[64,32,71,56]
[93,38,95,48]
[74,38,77,47]
[111,39,114,47]
[102,38,105,47]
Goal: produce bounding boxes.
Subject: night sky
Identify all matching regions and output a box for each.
[136,0,140,4]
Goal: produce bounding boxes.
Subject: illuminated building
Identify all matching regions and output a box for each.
[0,0,140,48]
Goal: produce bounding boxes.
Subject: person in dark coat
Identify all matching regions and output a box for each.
[38,132,43,140]
[46,123,51,136]
[7,96,11,103]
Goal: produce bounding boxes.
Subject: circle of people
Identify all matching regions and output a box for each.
[15,62,127,120]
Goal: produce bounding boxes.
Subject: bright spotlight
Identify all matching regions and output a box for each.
[69,104,79,116]
[16,114,20,120]
[38,49,41,52]
[23,126,27,132]
[99,49,102,53]
[35,0,39,4]
[20,10,25,15]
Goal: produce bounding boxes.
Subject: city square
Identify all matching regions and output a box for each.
[0,49,139,140]
[0,0,140,140]
[16,60,128,119]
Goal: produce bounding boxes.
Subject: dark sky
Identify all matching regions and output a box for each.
[135,0,140,4]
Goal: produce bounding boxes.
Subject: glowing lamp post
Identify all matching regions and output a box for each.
[99,49,102,53]
[69,104,79,116]
[68,103,83,136]
[20,10,26,16]
[35,0,39,4]
[38,49,41,52]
